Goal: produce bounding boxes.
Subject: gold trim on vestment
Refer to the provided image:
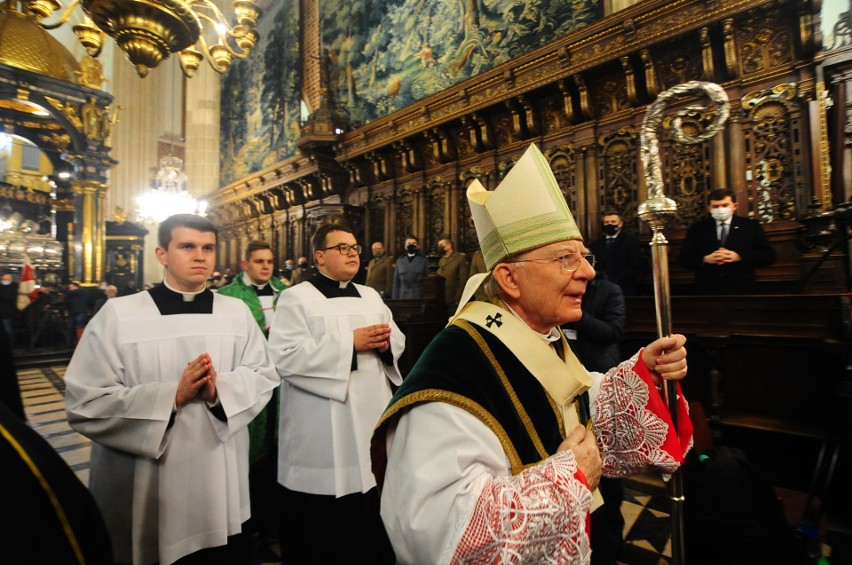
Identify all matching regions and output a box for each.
[0,422,87,564]
[451,300,591,407]
[376,388,526,475]
[453,319,555,464]
[545,392,567,438]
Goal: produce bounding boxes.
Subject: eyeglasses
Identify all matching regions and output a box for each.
[507,253,596,272]
[321,243,362,256]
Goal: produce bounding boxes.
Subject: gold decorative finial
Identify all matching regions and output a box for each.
[76,55,106,89]
[114,205,128,224]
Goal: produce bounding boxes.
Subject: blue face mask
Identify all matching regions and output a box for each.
[285,265,294,271]
[0,280,10,286]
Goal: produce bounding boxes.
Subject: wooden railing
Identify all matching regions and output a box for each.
[623,293,851,493]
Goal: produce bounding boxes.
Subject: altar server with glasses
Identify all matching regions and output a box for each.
[268,223,405,564]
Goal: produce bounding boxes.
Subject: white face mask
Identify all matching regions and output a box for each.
[710,208,733,222]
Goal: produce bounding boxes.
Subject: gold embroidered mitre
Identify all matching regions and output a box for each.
[468,143,582,270]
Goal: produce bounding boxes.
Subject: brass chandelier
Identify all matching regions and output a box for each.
[19,0,263,78]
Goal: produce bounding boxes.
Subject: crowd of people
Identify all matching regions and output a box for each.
[1,141,790,564]
[0,276,152,350]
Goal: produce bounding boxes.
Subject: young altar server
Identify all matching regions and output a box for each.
[268,223,405,564]
[65,214,279,565]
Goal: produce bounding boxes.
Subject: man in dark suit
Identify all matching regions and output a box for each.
[588,210,642,295]
[677,188,776,294]
[562,277,626,373]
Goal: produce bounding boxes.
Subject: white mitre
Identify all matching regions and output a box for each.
[454,143,582,317]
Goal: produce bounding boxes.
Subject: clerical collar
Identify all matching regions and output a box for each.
[163,278,207,301]
[320,271,351,288]
[149,281,214,315]
[242,272,274,294]
[500,300,562,343]
[309,271,361,298]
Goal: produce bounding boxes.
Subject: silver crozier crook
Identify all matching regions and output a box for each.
[637,80,729,565]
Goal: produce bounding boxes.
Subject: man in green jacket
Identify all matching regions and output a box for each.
[218,240,285,552]
[218,241,286,334]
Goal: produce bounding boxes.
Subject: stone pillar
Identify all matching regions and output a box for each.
[108,54,162,285]
[186,63,221,205]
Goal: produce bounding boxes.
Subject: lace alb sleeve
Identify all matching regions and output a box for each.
[593,352,693,477]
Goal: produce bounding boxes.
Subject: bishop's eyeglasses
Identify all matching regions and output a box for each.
[506,252,596,272]
[321,243,363,256]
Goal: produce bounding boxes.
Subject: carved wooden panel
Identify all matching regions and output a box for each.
[542,89,573,133]
[589,62,630,118]
[735,6,794,79]
[653,34,705,91]
[459,170,485,254]
[597,127,640,229]
[425,183,446,250]
[741,83,802,222]
[545,143,578,208]
[368,194,387,246]
[396,186,416,238]
[661,110,716,228]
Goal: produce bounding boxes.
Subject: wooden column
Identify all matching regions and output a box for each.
[727,108,748,200]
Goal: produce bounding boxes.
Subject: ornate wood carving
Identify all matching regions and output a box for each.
[574,74,594,120]
[424,127,454,164]
[660,109,717,228]
[544,143,578,206]
[460,113,493,152]
[735,6,794,79]
[424,180,447,249]
[741,83,802,223]
[622,56,638,106]
[557,79,576,124]
[598,127,640,227]
[641,50,659,99]
[723,18,738,79]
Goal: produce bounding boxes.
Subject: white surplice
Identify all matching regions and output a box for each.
[268,280,404,496]
[64,291,279,565]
